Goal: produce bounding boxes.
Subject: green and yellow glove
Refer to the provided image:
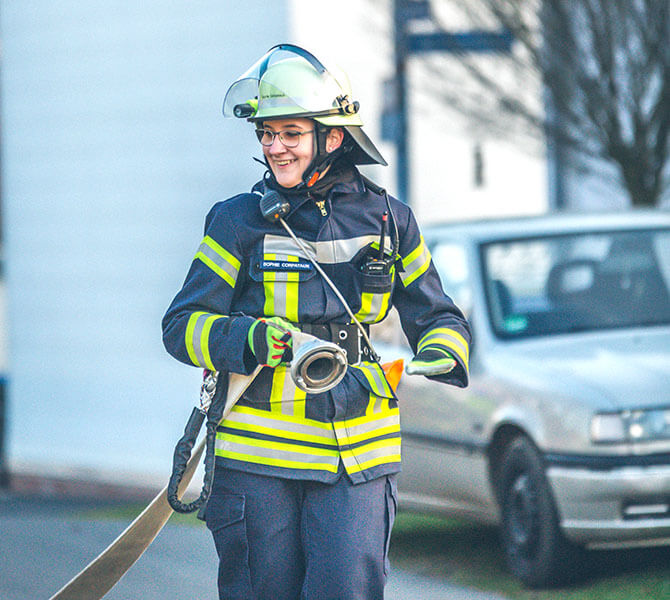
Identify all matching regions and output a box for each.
[405,346,457,376]
[247,317,299,368]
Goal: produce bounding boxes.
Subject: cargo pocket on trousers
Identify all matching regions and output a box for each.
[384,475,399,576]
[205,493,254,599]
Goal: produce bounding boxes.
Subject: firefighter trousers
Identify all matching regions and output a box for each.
[205,465,398,600]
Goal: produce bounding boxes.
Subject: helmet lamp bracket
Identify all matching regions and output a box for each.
[336,95,360,116]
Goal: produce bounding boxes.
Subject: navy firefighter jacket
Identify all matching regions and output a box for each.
[162,167,471,484]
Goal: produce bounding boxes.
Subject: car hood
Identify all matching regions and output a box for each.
[489,327,670,411]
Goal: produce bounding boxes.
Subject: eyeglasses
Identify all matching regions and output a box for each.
[255,128,314,148]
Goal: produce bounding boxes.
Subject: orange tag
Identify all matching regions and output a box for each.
[382,359,404,392]
[307,170,320,187]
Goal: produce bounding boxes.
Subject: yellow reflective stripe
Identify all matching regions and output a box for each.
[269,366,307,417]
[351,363,393,398]
[229,405,336,431]
[418,327,470,367]
[336,423,400,446]
[355,292,373,321]
[185,312,201,366]
[425,339,468,368]
[403,236,426,269]
[262,254,300,320]
[365,392,389,416]
[438,340,468,370]
[285,269,299,322]
[341,438,402,474]
[374,292,391,323]
[199,315,219,370]
[185,311,224,369]
[263,253,277,316]
[355,292,391,323]
[224,405,338,446]
[195,236,240,288]
[354,266,394,323]
[335,407,399,431]
[216,450,340,472]
[216,433,340,472]
[294,388,306,420]
[346,453,401,474]
[419,327,468,350]
[269,366,287,414]
[400,236,431,287]
[218,433,339,457]
[334,409,400,445]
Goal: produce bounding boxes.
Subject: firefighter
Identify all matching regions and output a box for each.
[162,44,471,600]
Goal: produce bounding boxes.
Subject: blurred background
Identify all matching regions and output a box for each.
[0,0,667,488]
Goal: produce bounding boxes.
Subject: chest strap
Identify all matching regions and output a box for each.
[298,322,372,365]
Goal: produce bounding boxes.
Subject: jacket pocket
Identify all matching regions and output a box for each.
[349,244,395,294]
[248,252,317,283]
[249,252,317,321]
[345,263,395,324]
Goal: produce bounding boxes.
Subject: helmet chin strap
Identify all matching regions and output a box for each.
[303,147,346,188]
[302,124,350,188]
[254,123,352,190]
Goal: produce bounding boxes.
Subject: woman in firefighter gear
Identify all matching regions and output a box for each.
[162,44,471,600]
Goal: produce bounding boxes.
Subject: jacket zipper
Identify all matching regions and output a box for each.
[307,191,328,217]
[315,199,327,217]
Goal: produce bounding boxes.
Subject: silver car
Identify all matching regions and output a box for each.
[378,210,670,587]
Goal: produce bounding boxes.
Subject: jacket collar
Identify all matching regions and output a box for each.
[252,167,365,214]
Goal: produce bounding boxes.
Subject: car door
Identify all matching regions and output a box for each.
[397,238,497,521]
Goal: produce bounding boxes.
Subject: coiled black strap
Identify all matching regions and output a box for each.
[167,373,229,514]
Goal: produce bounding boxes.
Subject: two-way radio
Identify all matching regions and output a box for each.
[360,211,393,276]
[259,189,381,362]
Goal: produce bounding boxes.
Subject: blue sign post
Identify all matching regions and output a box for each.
[383,0,513,205]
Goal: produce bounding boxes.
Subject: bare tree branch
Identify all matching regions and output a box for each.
[418,0,670,206]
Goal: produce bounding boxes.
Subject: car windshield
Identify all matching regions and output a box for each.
[482,228,670,338]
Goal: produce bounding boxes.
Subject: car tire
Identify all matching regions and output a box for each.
[497,435,581,587]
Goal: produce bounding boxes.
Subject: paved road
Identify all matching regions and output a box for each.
[0,489,507,600]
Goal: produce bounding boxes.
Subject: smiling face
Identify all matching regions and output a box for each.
[261,118,316,188]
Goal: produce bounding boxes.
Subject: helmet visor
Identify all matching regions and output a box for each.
[223,44,352,120]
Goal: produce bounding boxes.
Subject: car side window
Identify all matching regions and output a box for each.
[483,230,670,338]
[432,242,472,316]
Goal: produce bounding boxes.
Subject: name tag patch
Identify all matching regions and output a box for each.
[259,259,313,272]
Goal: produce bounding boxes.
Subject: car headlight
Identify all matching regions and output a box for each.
[591,408,670,443]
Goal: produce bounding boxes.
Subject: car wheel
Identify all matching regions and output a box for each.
[497,435,580,587]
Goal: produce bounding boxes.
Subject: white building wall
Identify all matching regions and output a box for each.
[291,0,547,223]
[1,1,290,479]
[2,0,547,481]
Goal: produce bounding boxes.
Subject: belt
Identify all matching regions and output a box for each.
[298,322,372,365]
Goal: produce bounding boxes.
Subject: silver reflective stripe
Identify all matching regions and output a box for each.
[190,314,208,367]
[280,366,298,416]
[264,233,392,264]
[269,365,305,417]
[371,395,384,413]
[264,253,290,322]
[340,439,402,474]
[418,328,469,365]
[399,237,431,287]
[262,253,295,282]
[352,363,392,398]
[367,294,386,320]
[197,241,238,281]
[224,406,338,445]
[334,411,400,444]
[195,236,240,287]
[355,292,390,323]
[216,433,340,472]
